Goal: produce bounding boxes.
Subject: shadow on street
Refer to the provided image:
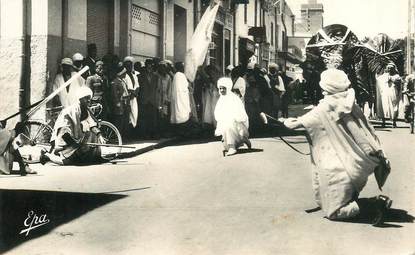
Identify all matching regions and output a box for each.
[337,207,414,228]
[0,189,128,253]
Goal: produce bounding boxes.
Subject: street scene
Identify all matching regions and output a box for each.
[0,0,414,254]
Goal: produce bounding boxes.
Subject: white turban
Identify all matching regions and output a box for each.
[217,77,233,93]
[123,56,135,63]
[77,86,93,100]
[72,53,84,61]
[319,69,350,94]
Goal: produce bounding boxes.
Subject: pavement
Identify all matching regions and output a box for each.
[0,105,414,255]
[117,137,181,158]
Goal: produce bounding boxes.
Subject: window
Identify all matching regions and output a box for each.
[271,22,274,46]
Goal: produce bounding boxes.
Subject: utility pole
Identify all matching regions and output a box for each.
[408,0,412,74]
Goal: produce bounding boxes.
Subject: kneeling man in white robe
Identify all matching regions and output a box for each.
[282,69,392,226]
[214,77,251,156]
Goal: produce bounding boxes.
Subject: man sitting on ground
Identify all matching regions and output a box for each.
[40,87,106,165]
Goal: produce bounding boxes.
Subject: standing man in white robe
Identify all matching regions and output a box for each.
[170,62,191,124]
[123,56,139,133]
[214,77,251,156]
[376,63,402,127]
[282,69,392,226]
[53,58,86,108]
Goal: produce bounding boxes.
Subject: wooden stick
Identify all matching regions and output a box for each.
[86,143,136,149]
[26,66,90,118]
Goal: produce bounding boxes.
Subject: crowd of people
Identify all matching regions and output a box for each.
[49,43,299,142]
[0,42,400,227]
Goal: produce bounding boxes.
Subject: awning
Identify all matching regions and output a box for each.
[248,26,266,43]
[278,51,304,65]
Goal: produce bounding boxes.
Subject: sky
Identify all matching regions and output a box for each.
[284,0,411,39]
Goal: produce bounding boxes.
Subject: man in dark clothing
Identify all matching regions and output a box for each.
[86,61,109,119]
[139,59,159,138]
[280,71,293,118]
[110,65,130,139]
[244,63,262,133]
[84,43,98,76]
[256,67,274,116]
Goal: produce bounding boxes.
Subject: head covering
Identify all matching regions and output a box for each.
[386,62,396,68]
[217,77,233,92]
[268,62,278,70]
[123,56,135,63]
[61,58,73,66]
[319,68,350,94]
[96,60,104,66]
[117,66,127,76]
[72,53,84,61]
[145,59,153,66]
[247,62,255,70]
[164,59,173,66]
[226,65,234,71]
[77,86,93,100]
[386,62,397,72]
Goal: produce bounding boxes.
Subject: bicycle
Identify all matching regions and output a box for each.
[19,103,123,163]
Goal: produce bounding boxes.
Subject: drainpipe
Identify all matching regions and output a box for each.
[232,4,236,65]
[20,0,32,121]
[162,0,167,60]
[280,1,287,71]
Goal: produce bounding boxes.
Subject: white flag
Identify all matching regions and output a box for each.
[184,3,220,82]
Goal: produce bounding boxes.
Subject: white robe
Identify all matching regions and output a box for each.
[298,89,384,219]
[170,72,191,124]
[123,72,139,127]
[376,73,400,119]
[53,72,86,108]
[214,92,249,150]
[50,103,97,148]
[202,83,219,125]
[232,77,246,102]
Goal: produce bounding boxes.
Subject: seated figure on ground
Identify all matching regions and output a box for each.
[40,87,106,166]
[282,69,392,226]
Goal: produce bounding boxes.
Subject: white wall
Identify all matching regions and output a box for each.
[0,0,23,38]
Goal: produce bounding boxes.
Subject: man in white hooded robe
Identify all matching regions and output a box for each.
[282,69,392,226]
[214,77,251,156]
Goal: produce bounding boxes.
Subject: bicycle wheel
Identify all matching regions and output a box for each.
[20,120,53,146]
[18,120,53,163]
[98,121,123,159]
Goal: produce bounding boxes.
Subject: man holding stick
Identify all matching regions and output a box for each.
[40,87,106,165]
[281,69,392,226]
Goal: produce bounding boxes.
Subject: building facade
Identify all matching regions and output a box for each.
[296,0,323,36]
[0,0,194,122]
[0,0,301,123]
